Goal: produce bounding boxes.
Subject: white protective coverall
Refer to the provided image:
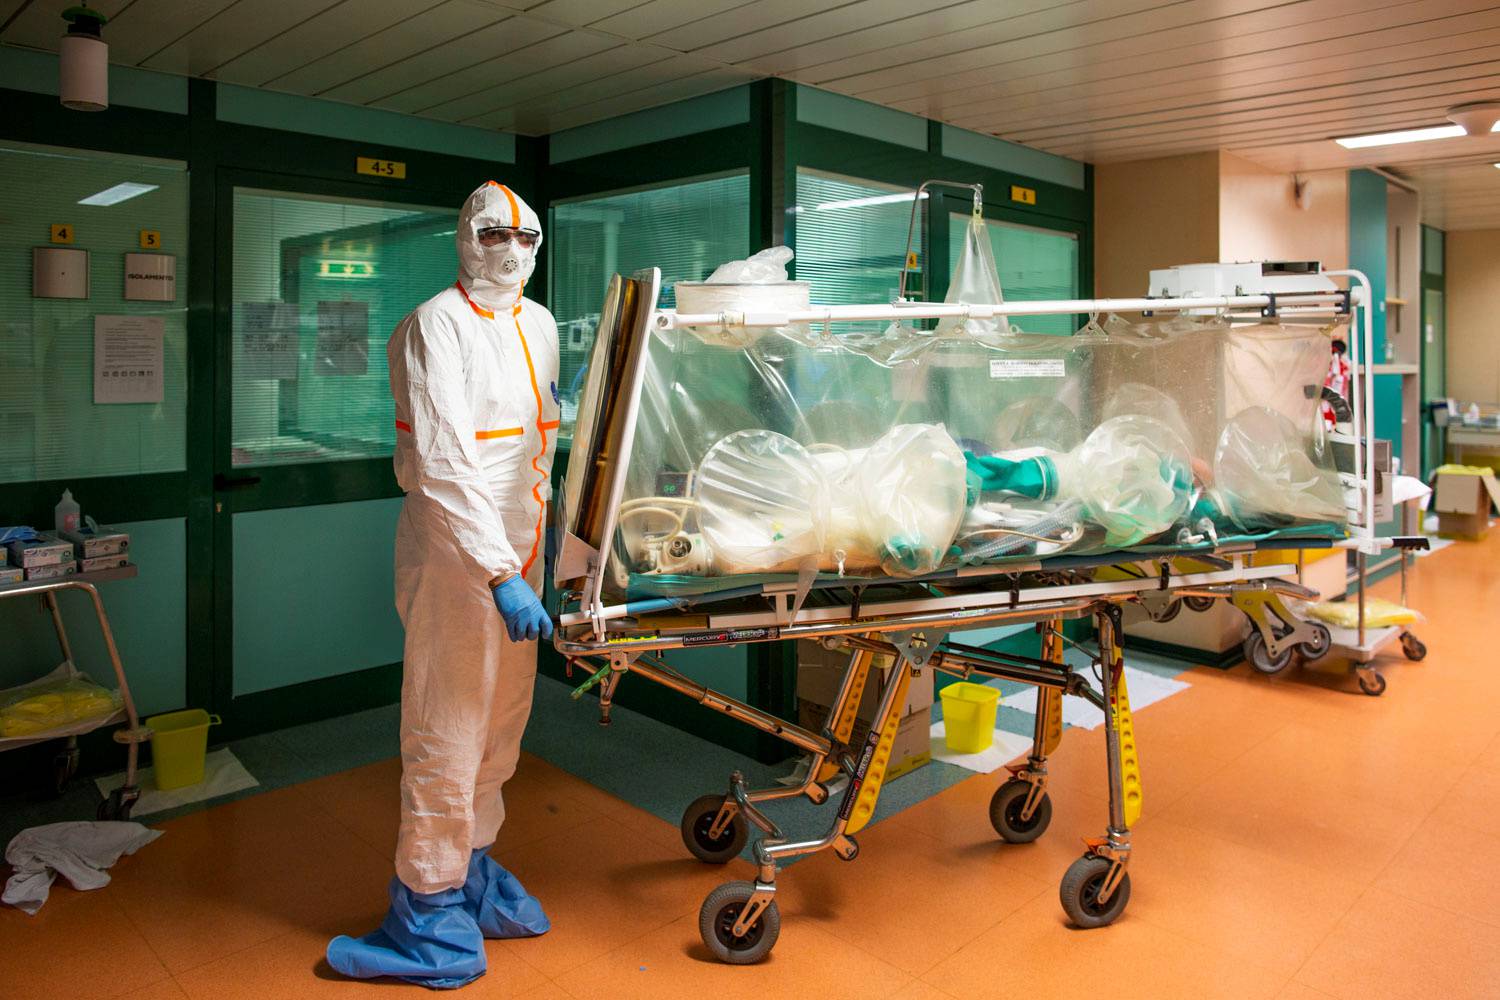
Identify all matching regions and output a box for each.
[388,181,559,894]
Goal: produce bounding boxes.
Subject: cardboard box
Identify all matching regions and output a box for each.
[62,524,130,559]
[79,554,130,574]
[795,640,935,720]
[797,700,931,781]
[25,562,77,581]
[7,534,75,569]
[1433,468,1500,539]
[0,566,23,585]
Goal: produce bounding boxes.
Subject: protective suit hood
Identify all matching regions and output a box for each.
[457,181,542,309]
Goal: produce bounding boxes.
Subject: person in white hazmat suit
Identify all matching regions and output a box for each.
[327,181,558,989]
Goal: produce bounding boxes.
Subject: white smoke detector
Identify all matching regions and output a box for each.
[59,6,108,112]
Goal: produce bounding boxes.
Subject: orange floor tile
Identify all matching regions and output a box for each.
[4,531,1500,999]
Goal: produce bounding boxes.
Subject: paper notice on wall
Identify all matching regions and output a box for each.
[315,300,369,376]
[94,315,164,404]
[239,302,300,379]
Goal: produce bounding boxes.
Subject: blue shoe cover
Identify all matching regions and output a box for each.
[464,848,550,938]
[326,878,486,989]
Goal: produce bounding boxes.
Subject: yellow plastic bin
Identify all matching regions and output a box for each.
[940,682,1001,753]
[145,709,221,790]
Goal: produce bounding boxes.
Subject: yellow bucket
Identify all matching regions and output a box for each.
[940,682,1001,753]
[145,709,221,790]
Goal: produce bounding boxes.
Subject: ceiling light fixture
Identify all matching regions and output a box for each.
[78,182,158,206]
[1334,125,1466,149]
[1448,101,1500,135]
[59,6,109,112]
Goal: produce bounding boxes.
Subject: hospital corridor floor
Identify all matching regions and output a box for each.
[4,532,1500,1000]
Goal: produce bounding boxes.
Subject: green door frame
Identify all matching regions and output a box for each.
[206,166,490,733]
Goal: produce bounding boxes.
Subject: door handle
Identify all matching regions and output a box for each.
[213,473,262,491]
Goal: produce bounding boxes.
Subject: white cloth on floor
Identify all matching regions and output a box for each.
[2,821,161,915]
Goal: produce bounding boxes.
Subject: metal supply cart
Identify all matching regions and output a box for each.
[1237,492,1429,695]
[0,568,152,819]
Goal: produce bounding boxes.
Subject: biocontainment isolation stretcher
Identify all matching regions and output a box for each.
[551,259,1405,963]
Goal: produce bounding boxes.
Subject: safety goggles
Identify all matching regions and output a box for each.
[477,226,539,249]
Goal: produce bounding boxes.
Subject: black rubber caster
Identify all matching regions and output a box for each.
[699,881,779,964]
[1184,595,1216,613]
[97,787,136,821]
[1296,623,1332,661]
[1400,633,1427,661]
[988,778,1052,844]
[1150,598,1183,624]
[1244,630,1293,675]
[834,836,859,861]
[1358,672,1387,697]
[1059,854,1131,928]
[680,794,749,864]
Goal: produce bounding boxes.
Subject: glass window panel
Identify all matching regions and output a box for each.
[950,214,1080,335]
[549,172,750,438]
[230,188,456,467]
[793,169,925,306]
[1422,225,1443,275]
[0,141,188,484]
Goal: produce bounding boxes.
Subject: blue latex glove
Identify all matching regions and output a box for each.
[463,848,550,939]
[492,575,553,642]
[326,878,486,988]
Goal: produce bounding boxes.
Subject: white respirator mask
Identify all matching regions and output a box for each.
[484,243,534,287]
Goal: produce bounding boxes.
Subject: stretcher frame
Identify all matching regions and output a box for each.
[552,265,1387,962]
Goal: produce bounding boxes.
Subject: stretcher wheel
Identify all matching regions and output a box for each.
[699,881,779,964]
[1059,854,1130,928]
[97,787,134,822]
[1243,631,1292,675]
[680,794,749,864]
[988,778,1052,844]
[1150,598,1183,624]
[1401,634,1427,661]
[1358,672,1387,697]
[1184,595,1215,613]
[1297,623,1332,661]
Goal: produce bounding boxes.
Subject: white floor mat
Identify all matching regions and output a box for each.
[996,666,1189,731]
[95,748,258,817]
[928,722,1033,774]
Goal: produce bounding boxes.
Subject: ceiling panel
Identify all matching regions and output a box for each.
[0,0,135,51]
[524,0,654,27]
[319,14,565,105]
[267,0,502,94]
[936,6,1500,129]
[208,0,441,85]
[750,0,1152,81]
[831,0,1410,109]
[650,0,849,52]
[141,0,348,76]
[459,43,679,127]
[1011,59,1500,146]
[93,0,237,65]
[483,52,727,131]
[589,0,750,40]
[396,28,619,117]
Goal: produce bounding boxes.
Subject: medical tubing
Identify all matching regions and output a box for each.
[961,500,1083,562]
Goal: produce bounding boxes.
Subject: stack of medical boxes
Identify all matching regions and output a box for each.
[796,640,934,780]
[6,534,76,581]
[61,524,131,573]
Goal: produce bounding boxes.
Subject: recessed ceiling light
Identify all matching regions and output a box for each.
[1334,125,1467,149]
[78,181,158,206]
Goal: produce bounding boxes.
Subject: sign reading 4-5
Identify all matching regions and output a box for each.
[357,157,406,179]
